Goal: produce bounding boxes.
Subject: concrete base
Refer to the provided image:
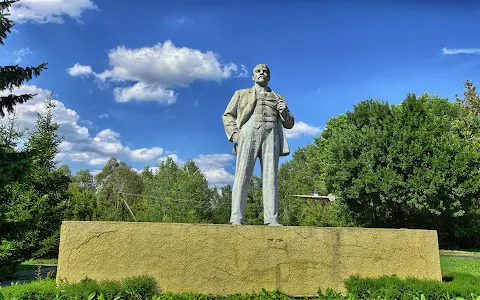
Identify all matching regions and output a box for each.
[56,221,442,296]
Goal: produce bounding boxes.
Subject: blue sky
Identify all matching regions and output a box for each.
[1,0,480,187]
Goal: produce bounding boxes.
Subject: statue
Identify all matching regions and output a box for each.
[222,64,295,226]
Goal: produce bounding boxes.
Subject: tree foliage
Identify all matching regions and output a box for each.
[314,92,480,244]
[277,144,353,227]
[136,157,215,223]
[456,80,480,117]
[0,96,70,278]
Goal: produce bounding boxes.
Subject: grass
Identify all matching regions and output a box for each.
[461,248,480,253]
[15,258,58,271]
[440,256,480,277]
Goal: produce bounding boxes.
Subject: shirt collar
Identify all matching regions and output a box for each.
[254,85,271,93]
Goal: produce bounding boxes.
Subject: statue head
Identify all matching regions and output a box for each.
[252,64,270,87]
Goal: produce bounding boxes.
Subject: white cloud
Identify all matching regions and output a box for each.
[12,47,32,63]
[193,154,235,170]
[441,47,480,55]
[80,119,93,127]
[67,40,247,104]
[113,82,176,104]
[0,85,168,167]
[157,154,184,166]
[132,166,159,174]
[193,154,235,187]
[285,121,322,139]
[202,168,235,187]
[1,85,239,187]
[98,113,109,119]
[8,0,98,24]
[67,63,94,77]
[130,147,164,161]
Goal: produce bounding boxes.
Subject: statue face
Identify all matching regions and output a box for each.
[252,65,270,86]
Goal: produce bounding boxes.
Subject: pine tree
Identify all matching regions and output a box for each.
[24,95,70,258]
[1,0,48,117]
[26,94,61,171]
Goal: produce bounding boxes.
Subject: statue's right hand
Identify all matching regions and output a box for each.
[231,132,239,144]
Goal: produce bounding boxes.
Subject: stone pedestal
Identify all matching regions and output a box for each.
[56,221,442,296]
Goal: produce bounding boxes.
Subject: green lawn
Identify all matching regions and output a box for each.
[461,248,480,253]
[16,258,58,271]
[440,256,480,277]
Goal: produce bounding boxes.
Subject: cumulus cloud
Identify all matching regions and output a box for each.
[1,85,168,167]
[8,0,98,24]
[67,63,95,77]
[202,168,235,187]
[285,121,322,139]
[67,40,247,104]
[80,119,93,127]
[193,154,236,187]
[113,82,176,104]
[130,147,164,161]
[1,85,240,187]
[441,47,480,55]
[98,113,109,119]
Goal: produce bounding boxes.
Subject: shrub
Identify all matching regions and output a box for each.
[0,279,57,300]
[345,273,480,299]
[0,275,158,300]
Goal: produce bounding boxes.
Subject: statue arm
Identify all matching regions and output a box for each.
[222,91,240,142]
[278,96,295,129]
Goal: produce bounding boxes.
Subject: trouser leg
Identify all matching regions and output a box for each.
[260,126,280,224]
[230,125,259,224]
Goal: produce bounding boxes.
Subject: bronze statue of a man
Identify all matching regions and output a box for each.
[222,64,295,226]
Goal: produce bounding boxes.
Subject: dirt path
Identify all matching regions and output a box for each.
[439,250,480,259]
[0,264,57,287]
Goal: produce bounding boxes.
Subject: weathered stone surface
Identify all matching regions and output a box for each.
[56,221,442,296]
[222,64,295,225]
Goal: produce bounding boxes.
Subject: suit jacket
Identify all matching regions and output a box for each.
[222,87,295,156]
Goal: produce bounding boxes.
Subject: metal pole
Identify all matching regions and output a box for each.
[120,192,137,221]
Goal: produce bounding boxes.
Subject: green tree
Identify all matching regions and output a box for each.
[212,184,232,224]
[277,143,352,227]
[66,184,97,221]
[456,80,480,116]
[140,166,154,193]
[95,158,144,221]
[316,93,480,245]
[65,169,97,221]
[243,175,264,225]
[144,158,214,223]
[278,144,326,226]
[0,96,69,278]
[72,169,95,190]
[57,164,72,179]
[23,96,70,258]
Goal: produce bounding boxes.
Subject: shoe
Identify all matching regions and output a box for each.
[231,222,243,226]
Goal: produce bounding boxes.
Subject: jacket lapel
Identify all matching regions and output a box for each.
[239,87,256,126]
[248,87,256,107]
